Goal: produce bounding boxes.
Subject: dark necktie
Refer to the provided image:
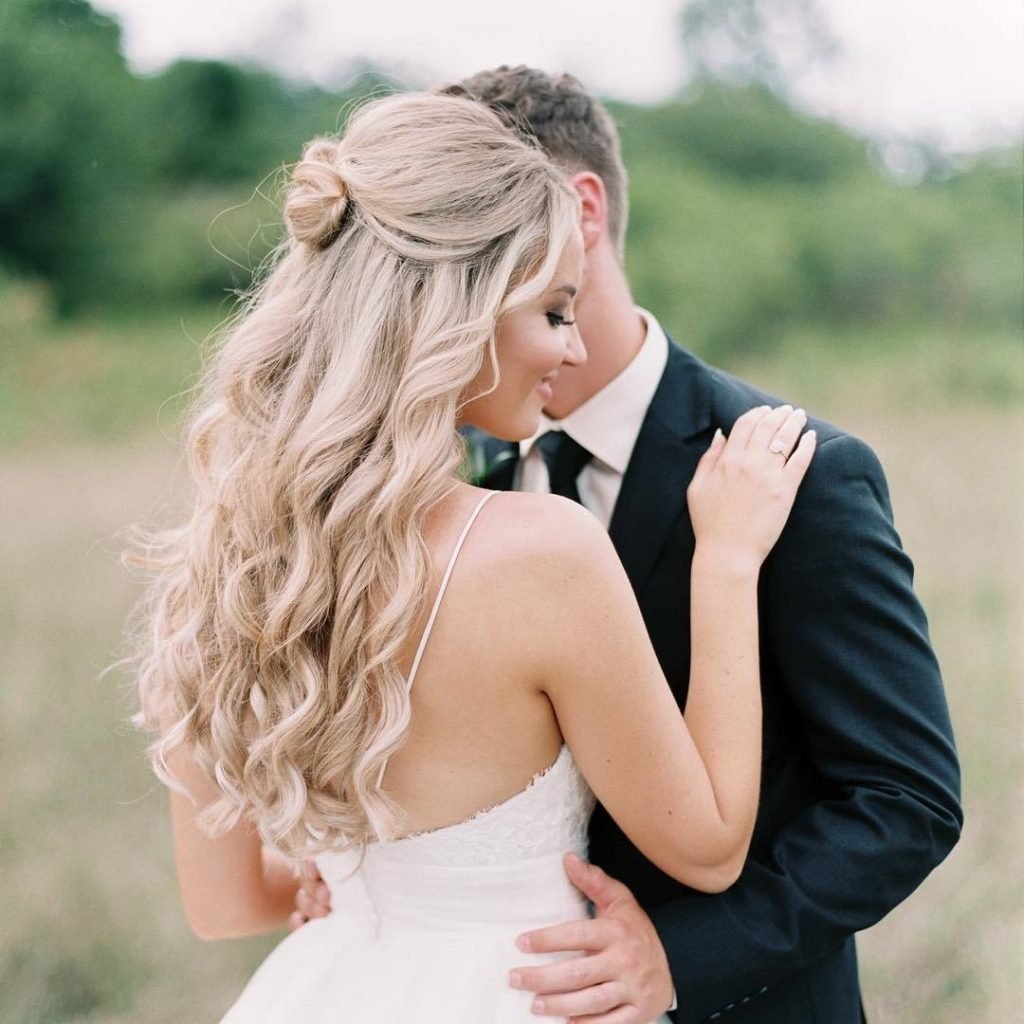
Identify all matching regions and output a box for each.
[536,430,593,504]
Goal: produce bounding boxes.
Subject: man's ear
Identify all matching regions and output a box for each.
[569,171,608,252]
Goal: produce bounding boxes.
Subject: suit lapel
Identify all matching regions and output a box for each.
[609,340,713,595]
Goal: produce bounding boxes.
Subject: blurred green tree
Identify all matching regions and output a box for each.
[0,0,386,311]
[0,0,1017,350]
[613,82,864,185]
[680,0,839,98]
[0,0,144,310]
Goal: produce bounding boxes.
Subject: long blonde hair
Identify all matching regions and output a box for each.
[128,93,579,857]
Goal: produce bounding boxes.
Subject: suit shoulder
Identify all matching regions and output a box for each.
[665,341,885,467]
[698,358,848,449]
[813,431,885,473]
[799,433,892,521]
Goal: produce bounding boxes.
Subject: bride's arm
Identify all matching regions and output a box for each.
[166,745,301,940]
[536,406,814,892]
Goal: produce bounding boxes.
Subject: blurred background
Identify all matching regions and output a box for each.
[1,0,1021,1020]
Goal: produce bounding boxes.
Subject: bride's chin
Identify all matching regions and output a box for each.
[458,394,541,442]
[487,424,534,443]
[482,412,539,444]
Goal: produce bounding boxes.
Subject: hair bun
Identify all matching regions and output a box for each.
[285,138,350,249]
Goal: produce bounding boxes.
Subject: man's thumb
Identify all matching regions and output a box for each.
[564,852,628,911]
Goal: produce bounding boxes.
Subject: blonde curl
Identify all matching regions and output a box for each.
[125,92,579,859]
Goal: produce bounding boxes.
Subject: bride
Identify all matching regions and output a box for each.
[128,92,815,1022]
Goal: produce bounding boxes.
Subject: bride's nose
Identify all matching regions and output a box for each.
[563,325,587,368]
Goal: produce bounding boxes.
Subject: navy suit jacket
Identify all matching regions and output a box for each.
[482,339,962,1023]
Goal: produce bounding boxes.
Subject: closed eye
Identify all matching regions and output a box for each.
[546,311,576,327]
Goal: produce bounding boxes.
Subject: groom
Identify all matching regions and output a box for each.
[295,67,962,1023]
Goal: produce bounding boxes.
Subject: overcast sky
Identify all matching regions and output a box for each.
[93,0,1023,152]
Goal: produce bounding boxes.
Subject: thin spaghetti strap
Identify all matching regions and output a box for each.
[376,490,498,789]
[404,490,498,694]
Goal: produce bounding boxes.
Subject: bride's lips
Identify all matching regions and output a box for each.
[536,373,556,403]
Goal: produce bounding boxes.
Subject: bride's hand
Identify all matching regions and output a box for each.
[687,405,816,575]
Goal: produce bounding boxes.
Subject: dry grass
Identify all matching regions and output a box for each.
[0,329,1020,1022]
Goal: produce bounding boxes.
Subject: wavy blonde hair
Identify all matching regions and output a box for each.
[128,93,579,857]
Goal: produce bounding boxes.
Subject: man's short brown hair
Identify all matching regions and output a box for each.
[436,66,629,261]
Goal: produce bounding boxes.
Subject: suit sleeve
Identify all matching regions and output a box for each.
[649,433,962,1022]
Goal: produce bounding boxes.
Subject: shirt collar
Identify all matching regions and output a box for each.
[520,308,669,475]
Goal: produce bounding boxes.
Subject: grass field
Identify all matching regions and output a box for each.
[1,291,1020,1022]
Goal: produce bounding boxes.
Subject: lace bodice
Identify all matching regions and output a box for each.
[315,745,594,935]
[318,744,593,872]
[382,744,593,865]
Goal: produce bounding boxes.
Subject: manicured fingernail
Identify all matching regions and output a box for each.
[516,934,531,952]
[532,1000,546,1014]
[509,971,522,989]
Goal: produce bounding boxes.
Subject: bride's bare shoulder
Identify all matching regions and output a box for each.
[470,490,616,578]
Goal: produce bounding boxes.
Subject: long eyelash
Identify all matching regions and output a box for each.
[546,312,576,327]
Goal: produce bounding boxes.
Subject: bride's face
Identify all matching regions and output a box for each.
[460,231,586,442]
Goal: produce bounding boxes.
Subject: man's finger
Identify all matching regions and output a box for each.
[569,1005,639,1024]
[564,853,632,913]
[510,952,613,996]
[530,980,626,1019]
[516,916,616,954]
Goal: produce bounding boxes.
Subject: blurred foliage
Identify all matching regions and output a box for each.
[0,0,1021,361]
[615,86,1022,358]
[616,83,865,184]
[680,0,840,98]
[0,0,379,311]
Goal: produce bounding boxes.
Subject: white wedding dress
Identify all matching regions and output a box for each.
[220,493,672,1023]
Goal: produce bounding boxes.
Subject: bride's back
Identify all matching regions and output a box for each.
[381,484,571,837]
[221,484,604,1023]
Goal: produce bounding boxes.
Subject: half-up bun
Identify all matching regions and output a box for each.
[285,138,350,249]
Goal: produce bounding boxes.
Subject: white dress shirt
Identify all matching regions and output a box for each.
[515,307,670,528]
